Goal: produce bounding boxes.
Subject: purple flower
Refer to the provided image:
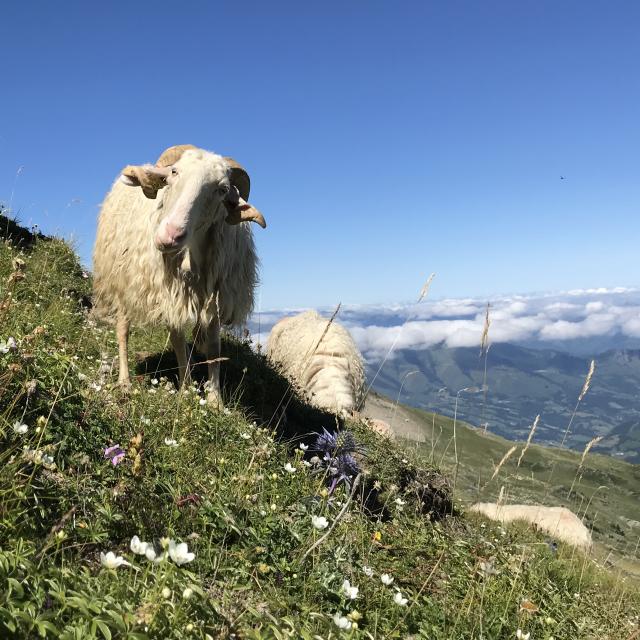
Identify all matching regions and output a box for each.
[104,444,125,466]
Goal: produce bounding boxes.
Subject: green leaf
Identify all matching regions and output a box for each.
[93,620,112,640]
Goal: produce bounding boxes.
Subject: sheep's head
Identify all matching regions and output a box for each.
[120,145,266,253]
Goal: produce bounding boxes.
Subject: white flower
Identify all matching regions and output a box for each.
[223,407,231,415]
[100,551,131,569]
[341,579,359,600]
[199,398,207,406]
[151,378,158,385]
[144,546,166,563]
[168,539,195,565]
[516,631,530,640]
[299,443,309,451]
[394,591,408,606]
[395,498,406,506]
[309,455,321,465]
[284,462,297,473]
[130,535,148,555]
[333,614,352,630]
[381,573,394,586]
[164,438,178,447]
[240,432,251,440]
[161,587,171,599]
[140,416,151,426]
[312,515,329,530]
[182,587,193,599]
[12,421,28,435]
[362,565,374,577]
[302,460,311,467]
[0,337,16,354]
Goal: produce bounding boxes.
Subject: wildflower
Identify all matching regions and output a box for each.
[199,398,206,406]
[394,591,408,606]
[161,587,171,599]
[130,535,148,555]
[362,565,374,577]
[312,515,329,530]
[182,587,193,599]
[299,443,309,451]
[381,573,394,586]
[100,551,131,569]
[12,421,28,435]
[395,498,406,506]
[140,416,151,426]
[168,540,195,566]
[373,531,382,542]
[309,455,321,465]
[104,444,125,466]
[240,432,251,440]
[284,462,297,474]
[341,579,359,600]
[516,630,530,640]
[479,559,499,578]
[90,383,102,392]
[164,438,178,447]
[302,460,311,467]
[333,614,352,630]
[151,378,158,385]
[223,407,231,415]
[0,337,17,354]
[145,546,166,563]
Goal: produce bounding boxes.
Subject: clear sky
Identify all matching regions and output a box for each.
[1,1,638,309]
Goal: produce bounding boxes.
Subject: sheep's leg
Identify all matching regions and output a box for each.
[170,329,191,388]
[116,314,131,388]
[203,320,223,408]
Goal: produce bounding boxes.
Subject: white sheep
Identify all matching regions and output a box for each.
[93,144,266,406]
[266,310,366,415]
[470,503,592,549]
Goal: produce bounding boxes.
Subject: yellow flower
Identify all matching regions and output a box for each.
[373,531,382,542]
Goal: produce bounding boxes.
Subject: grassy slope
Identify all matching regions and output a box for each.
[0,221,639,639]
[389,402,640,575]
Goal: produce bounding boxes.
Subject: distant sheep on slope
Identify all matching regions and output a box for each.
[470,503,592,549]
[267,310,366,415]
[93,144,266,406]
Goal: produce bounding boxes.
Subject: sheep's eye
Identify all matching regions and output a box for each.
[171,167,178,176]
[218,185,229,196]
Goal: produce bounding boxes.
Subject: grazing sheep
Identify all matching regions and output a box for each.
[266,310,366,415]
[93,144,266,406]
[470,503,592,550]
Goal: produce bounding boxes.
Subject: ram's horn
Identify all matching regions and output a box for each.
[156,144,197,167]
[224,157,251,201]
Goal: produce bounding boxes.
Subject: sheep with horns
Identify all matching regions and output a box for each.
[92,144,266,406]
[266,310,366,416]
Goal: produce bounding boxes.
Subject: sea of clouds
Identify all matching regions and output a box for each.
[249,287,640,360]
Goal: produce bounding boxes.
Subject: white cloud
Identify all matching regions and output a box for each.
[249,288,640,359]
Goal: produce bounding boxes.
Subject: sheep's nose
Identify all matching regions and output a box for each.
[156,222,187,251]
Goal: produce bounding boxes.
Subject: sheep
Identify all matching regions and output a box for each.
[93,144,266,406]
[266,310,366,415]
[470,503,592,550]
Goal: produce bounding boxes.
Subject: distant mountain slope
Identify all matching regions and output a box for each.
[368,342,640,461]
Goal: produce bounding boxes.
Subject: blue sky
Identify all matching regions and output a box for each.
[1,1,639,309]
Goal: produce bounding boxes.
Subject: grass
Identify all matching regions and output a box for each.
[384,398,640,580]
[0,215,639,638]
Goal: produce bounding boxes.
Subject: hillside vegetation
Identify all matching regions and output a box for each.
[0,216,639,639]
[367,393,640,580]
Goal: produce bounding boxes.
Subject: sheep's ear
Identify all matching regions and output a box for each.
[120,164,169,199]
[225,202,267,228]
[223,187,266,228]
